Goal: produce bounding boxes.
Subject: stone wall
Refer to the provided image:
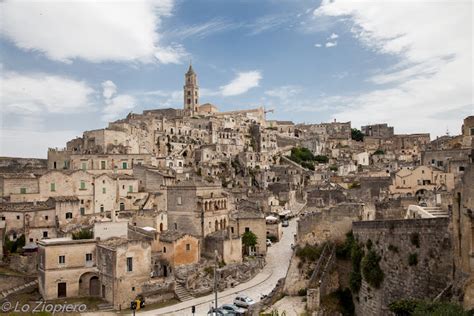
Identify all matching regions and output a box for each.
[298,203,365,244]
[352,218,453,316]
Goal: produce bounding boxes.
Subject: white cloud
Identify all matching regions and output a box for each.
[328,32,338,39]
[101,81,136,121]
[102,80,117,100]
[325,41,337,48]
[220,71,262,96]
[265,86,302,101]
[314,0,472,136]
[315,43,322,47]
[0,71,94,114]
[154,44,188,64]
[171,18,240,39]
[0,0,182,64]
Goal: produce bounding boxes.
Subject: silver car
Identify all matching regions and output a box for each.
[233,295,255,308]
[220,304,247,315]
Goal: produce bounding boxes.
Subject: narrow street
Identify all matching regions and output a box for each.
[138,218,297,315]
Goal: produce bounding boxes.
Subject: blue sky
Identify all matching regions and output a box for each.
[0,0,472,158]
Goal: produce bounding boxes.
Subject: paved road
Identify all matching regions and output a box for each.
[138,219,297,316]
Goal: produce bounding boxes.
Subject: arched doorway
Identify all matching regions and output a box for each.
[90,276,100,296]
[79,272,100,297]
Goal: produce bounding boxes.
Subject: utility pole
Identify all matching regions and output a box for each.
[214,249,218,311]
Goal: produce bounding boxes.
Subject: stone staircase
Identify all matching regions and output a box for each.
[97,303,114,311]
[174,283,193,302]
[424,207,449,217]
[0,279,38,299]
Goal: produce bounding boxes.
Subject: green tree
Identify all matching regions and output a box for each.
[351,128,364,142]
[242,231,258,255]
[72,228,93,240]
[361,249,384,288]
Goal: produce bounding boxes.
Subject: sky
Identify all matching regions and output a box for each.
[0,0,472,158]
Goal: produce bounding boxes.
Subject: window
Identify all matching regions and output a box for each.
[81,199,84,204]
[43,231,48,238]
[245,227,250,233]
[50,183,56,192]
[81,162,87,170]
[16,215,20,220]
[45,215,49,220]
[177,197,182,205]
[163,247,167,253]
[126,257,133,272]
[174,223,177,230]
[231,227,234,234]
[80,207,85,215]
[122,162,127,169]
[128,185,133,193]
[59,255,65,264]
[100,205,104,213]
[86,253,92,262]
[20,188,26,194]
[101,161,106,170]
[186,243,191,251]
[80,181,86,190]
[459,166,465,172]
[66,212,72,219]
[102,187,106,194]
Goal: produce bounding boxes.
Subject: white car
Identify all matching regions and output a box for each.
[233,295,255,308]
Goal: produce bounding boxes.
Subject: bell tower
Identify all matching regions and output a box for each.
[183,63,199,114]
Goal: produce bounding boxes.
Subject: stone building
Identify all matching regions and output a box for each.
[96,238,152,310]
[166,181,229,238]
[38,238,98,300]
[389,165,454,198]
[230,200,267,255]
[361,123,394,138]
[158,231,200,267]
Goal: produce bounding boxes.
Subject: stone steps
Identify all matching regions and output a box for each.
[174,283,194,302]
[97,303,114,311]
[0,279,38,299]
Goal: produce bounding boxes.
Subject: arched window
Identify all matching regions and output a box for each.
[163,247,166,253]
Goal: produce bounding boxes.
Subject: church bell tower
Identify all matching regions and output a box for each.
[183,64,199,114]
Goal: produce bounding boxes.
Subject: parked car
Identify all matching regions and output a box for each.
[207,308,231,315]
[220,304,246,315]
[233,295,256,308]
[282,219,289,227]
[266,239,272,247]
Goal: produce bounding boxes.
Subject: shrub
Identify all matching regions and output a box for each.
[329,165,338,172]
[348,182,361,189]
[350,241,364,293]
[336,231,355,259]
[366,239,373,250]
[410,232,420,248]
[361,249,384,288]
[389,299,467,316]
[351,128,364,142]
[373,149,385,155]
[408,253,418,266]
[296,243,323,262]
[72,228,93,240]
